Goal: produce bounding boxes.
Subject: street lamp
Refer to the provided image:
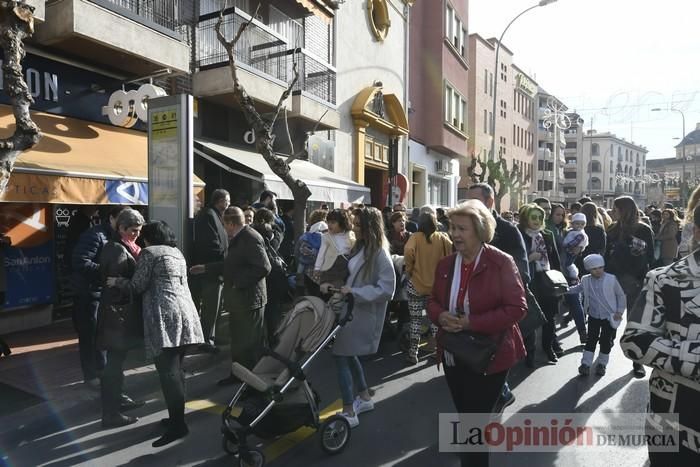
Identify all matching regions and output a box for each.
[652,107,687,205]
[490,0,558,162]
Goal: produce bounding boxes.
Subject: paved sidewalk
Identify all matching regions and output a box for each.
[0,318,229,422]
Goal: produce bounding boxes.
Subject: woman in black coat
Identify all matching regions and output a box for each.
[97,208,146,428]
[605,196,654,378]
[518,204,562,365]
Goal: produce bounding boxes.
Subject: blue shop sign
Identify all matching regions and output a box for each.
[3,242,54,309]
[0,52,141,126]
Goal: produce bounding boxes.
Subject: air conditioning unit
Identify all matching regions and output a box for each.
[435,160,452,175]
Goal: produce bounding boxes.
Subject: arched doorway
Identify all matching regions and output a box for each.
[351,85,409,207]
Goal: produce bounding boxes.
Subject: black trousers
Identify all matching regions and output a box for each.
[73,293,107,381]
[154,347,187,429]
[101,349,128,418]
[443,359,508,467]
[190,275,223,346]
[618,273,645,371]
[585,317,616,354]
[538,294,559,352]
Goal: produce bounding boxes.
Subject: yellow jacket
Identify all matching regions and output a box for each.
[403,231,453,295]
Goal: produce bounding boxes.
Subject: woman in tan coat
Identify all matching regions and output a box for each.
[656,208,680,265]
[403,212,453,364]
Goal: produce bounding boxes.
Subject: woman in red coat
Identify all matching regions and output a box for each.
[427,199,527,467]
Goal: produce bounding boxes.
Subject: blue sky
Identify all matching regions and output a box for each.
[469,0,700,159]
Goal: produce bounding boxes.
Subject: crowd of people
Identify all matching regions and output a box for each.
[60,182,700,465]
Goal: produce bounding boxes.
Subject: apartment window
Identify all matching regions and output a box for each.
[489,72,493,96]
[488,111,493,133]
[445,3,466,58]
[429,176,449,206]
[484,69,488,94]
[591,143,599,156]
[444,83,466,132]
[483,109,488,134]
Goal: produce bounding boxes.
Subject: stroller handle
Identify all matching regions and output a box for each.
[327,287,354,325]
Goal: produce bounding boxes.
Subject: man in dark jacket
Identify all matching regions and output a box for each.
[278,204,295,265]
[465,183,531,412]
[191,189,230,353]
[204,207,271,385]
[252,190,286,235]
[466,184,529,283]
[71,206,125,388]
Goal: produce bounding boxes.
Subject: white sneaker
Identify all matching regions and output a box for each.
[353,397,375,415]
[339,411,359,428]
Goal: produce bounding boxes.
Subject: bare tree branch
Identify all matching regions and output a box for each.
[0,0,42,192]
[270,52,299,128]
[215,0,311,239]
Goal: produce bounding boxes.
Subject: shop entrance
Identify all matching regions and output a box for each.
[365,167,386,207]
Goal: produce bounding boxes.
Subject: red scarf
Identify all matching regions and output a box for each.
[121,234,141,258]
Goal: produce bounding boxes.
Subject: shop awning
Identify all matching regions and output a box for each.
[0,105,204,205]
[195,139,370,204]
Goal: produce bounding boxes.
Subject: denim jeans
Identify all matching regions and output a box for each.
[334,356,368,406]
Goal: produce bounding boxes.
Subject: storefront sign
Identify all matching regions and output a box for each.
[1,205,54,309]
[0,53,136,124]
[516,73,537,97]
[0,60,58,102]
[103,84,167,128]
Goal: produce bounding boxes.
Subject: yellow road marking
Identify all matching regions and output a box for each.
[264,399,343,462]
[185,397,343,463]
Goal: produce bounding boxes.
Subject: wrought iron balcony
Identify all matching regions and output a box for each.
[88,0,190,37]
[196,7,336,105]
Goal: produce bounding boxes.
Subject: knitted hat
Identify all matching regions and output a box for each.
[583,254,605,271]
[572,213,587,224]
[309,221,328,233]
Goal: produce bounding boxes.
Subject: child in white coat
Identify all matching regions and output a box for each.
[566,254,626,376]
[314,209,355,287]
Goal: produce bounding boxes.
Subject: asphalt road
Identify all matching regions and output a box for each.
[0,317,652,467]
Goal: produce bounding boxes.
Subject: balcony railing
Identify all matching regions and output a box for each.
[197,7,336,105]
[88,0,190,38]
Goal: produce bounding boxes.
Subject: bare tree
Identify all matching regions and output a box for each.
[465,155,530,212]
[214,2,314,240]
[0,1,42,192]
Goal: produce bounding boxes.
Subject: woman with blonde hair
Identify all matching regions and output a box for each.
[428,200,526,467]
[403,211,453,364]
[656,208,680,266]
[330,207,395,428]
[678,185,700,257]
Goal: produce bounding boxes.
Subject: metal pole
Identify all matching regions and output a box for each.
[490,4,540,162]
[676,109,686,206]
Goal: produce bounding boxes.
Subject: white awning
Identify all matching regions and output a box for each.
[195,139,370,204]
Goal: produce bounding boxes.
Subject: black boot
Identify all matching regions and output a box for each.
[545,349,559,363]
[0,338,11,357]
[102,412,138,429]
[152,423,189,447]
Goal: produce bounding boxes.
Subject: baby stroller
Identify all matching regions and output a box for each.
[221,290,354,467]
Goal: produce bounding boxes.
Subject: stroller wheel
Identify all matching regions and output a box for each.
[222,435,239,456]
[238,449,265,467]
[320,415,351,455]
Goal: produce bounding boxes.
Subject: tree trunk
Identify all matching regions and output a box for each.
[215,6,311,240]
[0,1,41,192]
